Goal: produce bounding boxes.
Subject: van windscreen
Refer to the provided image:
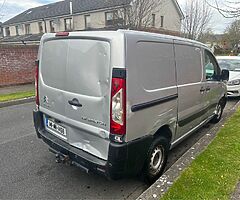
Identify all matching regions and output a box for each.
[41,39,110,97]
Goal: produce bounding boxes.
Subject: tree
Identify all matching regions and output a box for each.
[207,0,240,18]
[125,0,167,29]
[181,0,212,40]
[107,0,167,30]
[198,28,215,43]
[223,19,240,49]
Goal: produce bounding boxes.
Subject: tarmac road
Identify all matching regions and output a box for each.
[0,99,238,199]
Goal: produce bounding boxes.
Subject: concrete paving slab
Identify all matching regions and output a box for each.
[231,182,240,200]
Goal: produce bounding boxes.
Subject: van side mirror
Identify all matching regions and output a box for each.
[221,69,229,81]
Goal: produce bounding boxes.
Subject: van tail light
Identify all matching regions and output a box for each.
[110,69,126,140]
[35,60,39,108]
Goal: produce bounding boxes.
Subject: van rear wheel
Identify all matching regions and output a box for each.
[143,136,170,184]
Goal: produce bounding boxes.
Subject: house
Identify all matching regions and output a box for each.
[1,0,183,44]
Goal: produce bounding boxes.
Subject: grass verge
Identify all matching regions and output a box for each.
[162,109,240,200]
[0,90,35,102]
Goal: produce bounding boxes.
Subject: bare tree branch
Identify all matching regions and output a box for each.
[106,0,167,30]
[207,0,240,18]
[182,0,212,40]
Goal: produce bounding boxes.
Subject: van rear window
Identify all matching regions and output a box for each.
[41,39,110,97]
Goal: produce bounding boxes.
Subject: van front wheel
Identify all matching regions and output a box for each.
[143,136,170,184]
[211,102,224,124]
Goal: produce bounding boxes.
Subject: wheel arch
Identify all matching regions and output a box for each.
[220,95,227,108]
[153,125,173,143]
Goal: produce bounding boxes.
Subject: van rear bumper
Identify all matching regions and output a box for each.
[33,110,153,179]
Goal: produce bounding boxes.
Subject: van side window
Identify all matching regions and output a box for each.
[136,42,176,90]
[204,50,220,81]
[175,45,202,85]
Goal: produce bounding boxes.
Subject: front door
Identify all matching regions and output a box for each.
[203,49,223,119]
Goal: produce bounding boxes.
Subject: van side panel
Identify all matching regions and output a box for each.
[125,34,178,142]
[174,43,205,140]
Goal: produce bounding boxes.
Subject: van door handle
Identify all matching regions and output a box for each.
[200,87,205,93]
[68,98,82,107]
[206,87,211,92]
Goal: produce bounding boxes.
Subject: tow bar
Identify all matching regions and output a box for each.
[49,148,71,165]
[48,148,89,173]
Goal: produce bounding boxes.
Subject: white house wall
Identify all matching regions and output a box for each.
[73,15,85,30]
[158,0,181,31]
[3,3,182,37]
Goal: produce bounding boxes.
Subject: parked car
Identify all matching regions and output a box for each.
[217,56,240,97]
[33,30,229,183]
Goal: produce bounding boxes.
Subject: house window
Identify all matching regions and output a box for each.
[85,15,91,29]
[38,22,43,33]
[64,18,72,31]
[5,27,10,36]
[25,24,31,34]
[15,25,19,35]
[105,11,123,26]
[152,14,156,27]
[50,20,55,32]
[160,16,164,27]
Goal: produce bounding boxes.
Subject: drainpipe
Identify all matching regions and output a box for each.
[70,1,74,31]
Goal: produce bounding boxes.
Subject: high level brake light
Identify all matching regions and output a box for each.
[35,60,39,108]
[55,32,69,37]
[110,69,126,140]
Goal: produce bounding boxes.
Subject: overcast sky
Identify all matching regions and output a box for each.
[0,0,236,34]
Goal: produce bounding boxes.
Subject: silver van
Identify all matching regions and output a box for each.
[33,30,229,183]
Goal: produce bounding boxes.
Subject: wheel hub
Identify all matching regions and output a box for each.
[149,146,164,175]
[215,104,222,119]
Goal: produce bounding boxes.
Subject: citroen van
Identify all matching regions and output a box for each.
[33,30,229,183]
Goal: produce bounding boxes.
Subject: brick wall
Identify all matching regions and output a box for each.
[0,44,38,87]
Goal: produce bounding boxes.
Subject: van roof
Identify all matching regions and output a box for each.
[42,29,208,49]
[117,30,208,48]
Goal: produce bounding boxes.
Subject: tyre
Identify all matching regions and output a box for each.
[143,136,170,184]
[210,102,224,124]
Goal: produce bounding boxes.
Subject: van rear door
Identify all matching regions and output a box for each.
[39,37,111,160]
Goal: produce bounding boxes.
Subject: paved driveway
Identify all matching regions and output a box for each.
[0,99,238,199]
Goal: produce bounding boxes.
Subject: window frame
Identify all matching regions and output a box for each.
[105,10,123,27]
[152,14,156,27]
[38,22,43,33]
[84,15,91,29]
[64,18,72,31]
[160,16,164,28]
[204,49,221,81]
[49,20,55,33]
[25,24,31,35]
[15,25,19,36]
[5,27,10,36]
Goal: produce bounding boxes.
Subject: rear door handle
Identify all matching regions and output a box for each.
[68,98,82,107]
